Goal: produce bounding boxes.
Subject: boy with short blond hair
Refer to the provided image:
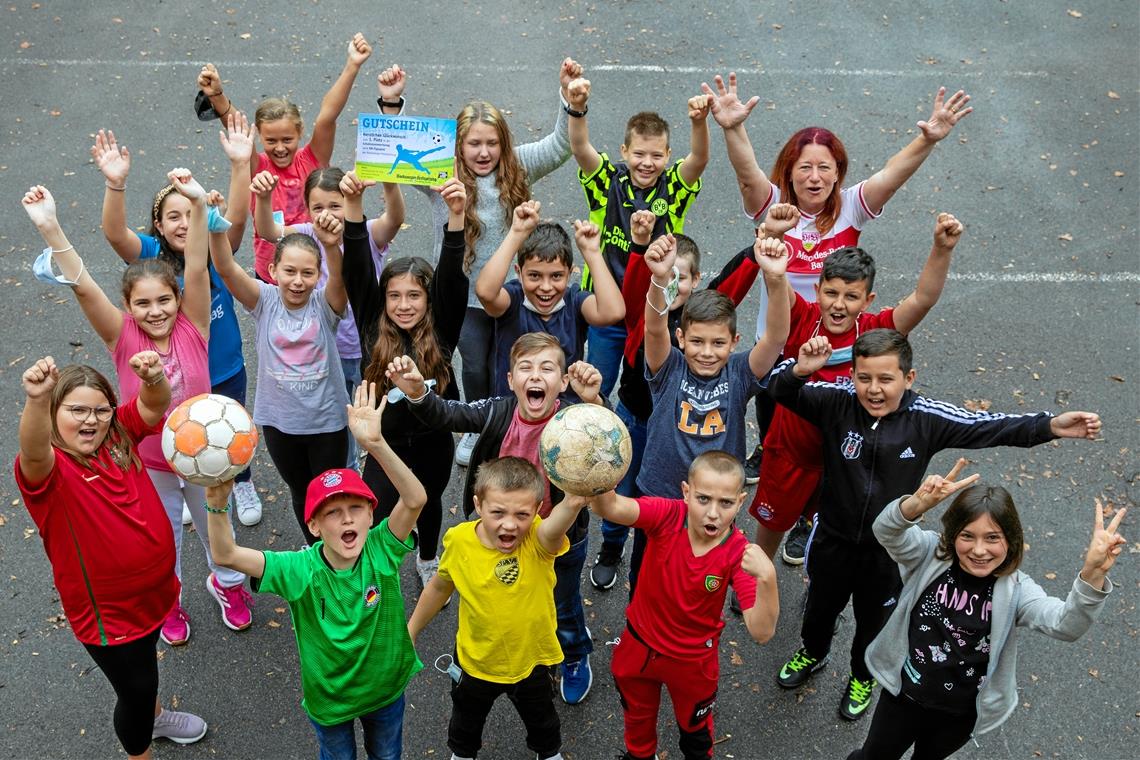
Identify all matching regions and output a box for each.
[409,456,589,760]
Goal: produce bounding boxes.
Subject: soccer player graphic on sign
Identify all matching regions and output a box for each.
[389,143,447,175]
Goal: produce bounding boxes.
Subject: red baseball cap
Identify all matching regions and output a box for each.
[304,469,378,522]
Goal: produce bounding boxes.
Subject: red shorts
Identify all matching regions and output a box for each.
[748,445,822,532]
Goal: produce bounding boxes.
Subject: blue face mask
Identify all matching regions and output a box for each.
[826,344,853,366]
[32,247,84,287]
[386,378,437,404]
[207,205,232,233]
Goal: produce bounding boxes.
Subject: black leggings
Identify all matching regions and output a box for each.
[362,429,453,561]
[83,627,161,756]
[846,689,975,760]
[262,425,349,545]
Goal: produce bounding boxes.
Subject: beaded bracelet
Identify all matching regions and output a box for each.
[204,503,229,515]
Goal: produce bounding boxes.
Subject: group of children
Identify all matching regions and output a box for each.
[15,33,1126,760]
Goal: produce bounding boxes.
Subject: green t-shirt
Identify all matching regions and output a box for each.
[256,518,423,725]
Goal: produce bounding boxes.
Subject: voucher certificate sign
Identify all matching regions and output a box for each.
[355,114,457,185]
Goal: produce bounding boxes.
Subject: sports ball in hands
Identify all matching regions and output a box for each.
[539,404,632,496]
[161,394,258,486]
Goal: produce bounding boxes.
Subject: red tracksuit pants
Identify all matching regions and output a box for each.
[611,624,718,760]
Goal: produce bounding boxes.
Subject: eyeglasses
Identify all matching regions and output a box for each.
[61,404,116,422]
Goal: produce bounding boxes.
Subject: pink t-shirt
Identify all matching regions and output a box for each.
[112,312,211,471]
[499,402,560,517]
[252,143,324,282]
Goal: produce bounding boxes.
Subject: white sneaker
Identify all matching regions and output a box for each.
[181,503,192,525]
[233,481,263,526]
[454,432,478,467]
[152,708,207,744]
[417,556,450,608]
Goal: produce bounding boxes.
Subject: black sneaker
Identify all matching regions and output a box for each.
[744,444,762,485]
[781,516,811,566]
[776,647,828,689]
[839,674,877,721]
[589,542,623,591]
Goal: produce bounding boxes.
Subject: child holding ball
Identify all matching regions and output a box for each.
[847,460,1125,759]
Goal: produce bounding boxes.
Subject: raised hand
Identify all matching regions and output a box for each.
[433,177,467,217]
[385,355,426,399]
[1081,503,1127,587]
[688,93,713,121]
[197,63,224,96]
[764,203,800,237]
[644,233,677,279]
[377,64,407,101]
[741,543,776,582]
[572,220,601,254]
[347,32,372,68]
[901,458,981,518]
[917,86,973,142]
[339,170,375,198]
[205,190,227,210]
[249,170,279,199]
[753,236,789,276]
[629,209,656,246]
[219,110,255,164]
[91,129,131,186]
[22,356,58,400]
[560,57,584,98]
[1050,412,1102,441]
[128,350,165,384]
[566,360,602,403]
[346,381,387,449]
[796,335,832,376]
[933,212,964,250]
[701,72,760,130]
[22,185,60,229]
[511,200,541,235]
[168,168,206,201]
[566,77,591,112]
[313,210,344,249]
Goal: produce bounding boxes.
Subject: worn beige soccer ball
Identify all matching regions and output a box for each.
[539,404,632,496]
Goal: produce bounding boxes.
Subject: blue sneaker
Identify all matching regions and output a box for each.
[560,654,593,704]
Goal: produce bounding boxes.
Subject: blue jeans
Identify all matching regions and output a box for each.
[601,400,647,548]
[341,357,363,467]
[211,367,252,484]
[553,532,593,661]
[308,695,405,760]
[586,323,627,399]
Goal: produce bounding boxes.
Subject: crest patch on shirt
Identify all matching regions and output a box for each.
[704,574,723,593]
[494,556,520,585]
[841,431,864,460]
[363,584,380,608]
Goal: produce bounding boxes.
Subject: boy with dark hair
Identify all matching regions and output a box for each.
[475,200,624,398]
[569,80,714,396]
[386,334,603,704]
[409,456,590,760]
[589,451,779,760]
[768,329,1103,721]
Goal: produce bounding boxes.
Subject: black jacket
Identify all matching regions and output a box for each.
[767,359,1057,545]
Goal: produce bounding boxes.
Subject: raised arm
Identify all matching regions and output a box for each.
[347,385,427,541]
[218,110,256,251]
[309,33,372,165]
[537,493,591,555]
[22,186,124,348]
[249,171,284,240]
[749,236,791,378]
[588,488,642,527]
[17,357,59,485]
[861,86,973,213]
[566,361,604,406]
[204,480,267,578]
[127,350,172,428]
[367,181,406,248]
[208,212,261,311]
[1078,502,1126,592]
[475,200,539,317]
[679,93,712,187]
[196,63,235,124]
[643,234,678,375]
[430,179,469,344]
[702,73,771,217]
[566,74,601,177]
[892,212,963,334]
[91,129,143,262]
[575,221,625,326]
[313,210,347,316]
[166,169,212,339]
[740,544,779,644]
[515,58,579,179]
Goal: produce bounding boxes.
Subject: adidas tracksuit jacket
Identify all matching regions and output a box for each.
[766,359,1058,679]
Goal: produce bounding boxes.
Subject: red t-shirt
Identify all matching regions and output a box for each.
[764,294,897,463]
[251,143,324,282]
[15,399,179,646]
[499,403,560,517]
[627,497,757,659]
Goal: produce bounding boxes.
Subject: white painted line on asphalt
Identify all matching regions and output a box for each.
[0,58,1051,78]
[908,271,1139,283]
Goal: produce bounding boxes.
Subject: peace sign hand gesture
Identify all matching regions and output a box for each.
[899,458,980,520]
[1080,503,1127,590]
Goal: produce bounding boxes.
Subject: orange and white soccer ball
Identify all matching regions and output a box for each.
[161,394,258,487]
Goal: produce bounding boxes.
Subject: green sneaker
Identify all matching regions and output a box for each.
[838,674,876,720]
[776,647,828,689]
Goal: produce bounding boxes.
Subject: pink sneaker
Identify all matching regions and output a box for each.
[207,573,253,631]
[160,605,191,646]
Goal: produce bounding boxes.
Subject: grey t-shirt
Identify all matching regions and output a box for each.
[637,348,765,498]
[248,281,348,434]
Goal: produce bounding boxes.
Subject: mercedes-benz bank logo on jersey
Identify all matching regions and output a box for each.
[841,431,863,460]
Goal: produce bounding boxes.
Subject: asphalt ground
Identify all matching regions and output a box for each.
[0,2,1136,759]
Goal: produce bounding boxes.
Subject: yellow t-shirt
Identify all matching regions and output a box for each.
[437,516,568,683]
